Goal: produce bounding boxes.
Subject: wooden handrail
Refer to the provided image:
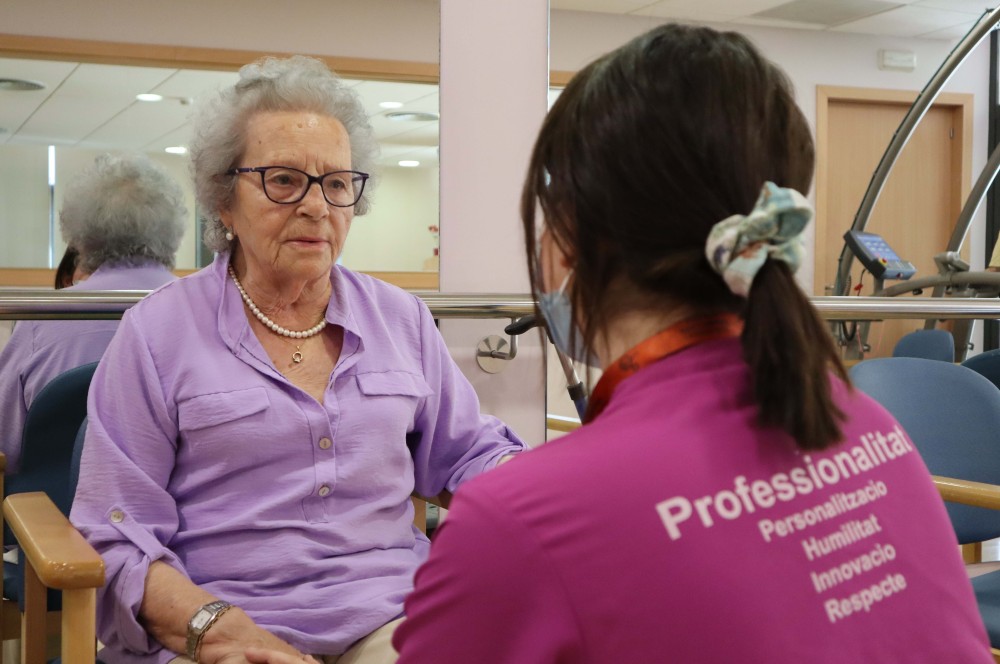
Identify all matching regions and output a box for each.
[546,414,581,433]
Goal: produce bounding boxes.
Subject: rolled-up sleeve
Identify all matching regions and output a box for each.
[69,309,187,660]
[408,298,527,498]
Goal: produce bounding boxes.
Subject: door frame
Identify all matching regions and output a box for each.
[814,85,974,295]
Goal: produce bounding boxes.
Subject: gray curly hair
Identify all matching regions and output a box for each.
[59,153,187,273]
[190,55,379,253]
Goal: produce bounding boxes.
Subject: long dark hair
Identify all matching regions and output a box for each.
[521,24,848,451]
[54,246,80,290]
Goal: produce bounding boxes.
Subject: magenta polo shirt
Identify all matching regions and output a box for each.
[69,253,526,663]
[395,338,991,664]
[0,261,176,473]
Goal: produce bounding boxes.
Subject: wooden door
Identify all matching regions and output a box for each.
[815,87,972,358]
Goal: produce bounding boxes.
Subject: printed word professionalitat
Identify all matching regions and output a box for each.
[655,426,914,542]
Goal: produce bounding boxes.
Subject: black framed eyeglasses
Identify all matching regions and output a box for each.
[228,166,370,207]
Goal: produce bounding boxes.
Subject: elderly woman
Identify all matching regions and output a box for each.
[0,152,184,473]
[392,24,991,663]
[70,56,525,664]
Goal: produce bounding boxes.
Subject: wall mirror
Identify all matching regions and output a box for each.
[0,55,440,288]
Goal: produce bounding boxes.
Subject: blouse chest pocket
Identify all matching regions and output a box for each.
[177,387,271,452]
[355,371,433,431]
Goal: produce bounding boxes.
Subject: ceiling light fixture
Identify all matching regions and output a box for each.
[379,101,404,109]
[136,93,164,102]
[0,78,46,92]
[398,160,420,168]
[386,111,439,122]
[165,146,188,155]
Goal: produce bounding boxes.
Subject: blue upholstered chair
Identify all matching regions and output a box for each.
[1,362,104,663]
[892,329,956,362]
[963,349,1000,392]
[850,357,1000,656]
[5,362,98,532]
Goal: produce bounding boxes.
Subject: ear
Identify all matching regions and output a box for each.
[539,229,573,292]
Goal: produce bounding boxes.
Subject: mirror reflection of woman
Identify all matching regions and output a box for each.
[0,153,184,474]
[70,56,525,664]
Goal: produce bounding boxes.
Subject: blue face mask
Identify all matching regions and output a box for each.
[536,272,600,367]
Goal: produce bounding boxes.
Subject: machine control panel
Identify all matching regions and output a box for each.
[843,230,917,281]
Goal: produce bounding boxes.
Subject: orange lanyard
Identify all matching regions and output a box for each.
[583,313,744,423]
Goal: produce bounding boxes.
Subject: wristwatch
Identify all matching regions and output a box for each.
[186,600,234,660]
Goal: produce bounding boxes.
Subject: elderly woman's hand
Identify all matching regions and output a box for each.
[243,647,321,664]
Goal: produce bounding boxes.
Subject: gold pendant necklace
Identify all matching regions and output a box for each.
[228,264,326,367]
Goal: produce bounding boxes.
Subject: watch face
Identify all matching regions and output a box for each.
[191,610,212,631]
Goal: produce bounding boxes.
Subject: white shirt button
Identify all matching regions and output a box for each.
[318,437,332,450]
[318,485,331,497]
[110,510,125,523]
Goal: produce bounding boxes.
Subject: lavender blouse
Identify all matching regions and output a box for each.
[69,253,526,663]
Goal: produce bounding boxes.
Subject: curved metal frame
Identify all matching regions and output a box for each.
[834,8,1000,297]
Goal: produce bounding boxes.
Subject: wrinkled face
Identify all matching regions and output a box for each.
[222,110,354,288]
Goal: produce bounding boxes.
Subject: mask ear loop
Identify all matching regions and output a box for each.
[510,310,589,422]
[533,211,589,421]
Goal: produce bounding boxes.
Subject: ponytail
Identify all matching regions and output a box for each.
[742,260,848,451]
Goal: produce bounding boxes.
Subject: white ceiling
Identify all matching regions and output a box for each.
[555,0,993,40]
[0,0,992,165]
[0,59,440,168]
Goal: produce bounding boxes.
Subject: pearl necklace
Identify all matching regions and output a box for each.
[228,265,327,363]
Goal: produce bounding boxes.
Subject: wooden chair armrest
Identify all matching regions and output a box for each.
[411,491,452,510]
[546,414,581,433]
[3,492,104,590]
[933,476,1000,511]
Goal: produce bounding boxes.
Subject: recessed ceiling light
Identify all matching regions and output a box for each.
[379,101,404,109]
[0,78,46,92]
[386,111,439,122]
[398,160,420,168]
[136,93,163,102]
[165,146,188,155]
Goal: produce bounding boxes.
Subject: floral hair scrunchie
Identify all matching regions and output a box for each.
[705,181,812,297]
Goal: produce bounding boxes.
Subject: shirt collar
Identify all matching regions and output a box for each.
[213,251,364,354]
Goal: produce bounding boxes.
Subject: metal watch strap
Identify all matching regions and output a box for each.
[185,600,234,661]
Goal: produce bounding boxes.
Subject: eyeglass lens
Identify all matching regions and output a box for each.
[261,168,365,206]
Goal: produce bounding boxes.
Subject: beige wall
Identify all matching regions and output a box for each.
[0,144,49,268]
[0,0,439,64]
[343,166,440,273]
